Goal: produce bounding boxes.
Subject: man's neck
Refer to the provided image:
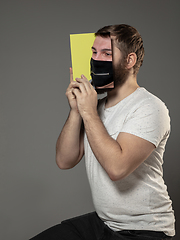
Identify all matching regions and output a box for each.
[105,75,139,108]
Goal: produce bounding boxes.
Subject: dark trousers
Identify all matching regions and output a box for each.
[30,212,173,240]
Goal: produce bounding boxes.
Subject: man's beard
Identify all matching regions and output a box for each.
[95,59,129,94]
[113,59,129,88]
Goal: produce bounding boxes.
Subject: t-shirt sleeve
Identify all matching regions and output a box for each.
[120,99,171,147]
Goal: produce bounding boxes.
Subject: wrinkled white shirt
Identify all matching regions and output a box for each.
[84,87,175,236]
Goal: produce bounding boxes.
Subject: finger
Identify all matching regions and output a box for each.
[70,67,74,83]
[76,77,93,92]
[72,88,81,99]
[76,75,88,81]
[67,78,79,92]
[66,82,77,97]
[66,83,73,95]
[75,81,87,93]
[72,75,88,94]
[75,77,89,87]
[67,80,85,96]
[81,75,93,89]
[66,87,73,98]
[81,74,87,80]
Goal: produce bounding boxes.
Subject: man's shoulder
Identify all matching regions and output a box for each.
[133,88,168,111]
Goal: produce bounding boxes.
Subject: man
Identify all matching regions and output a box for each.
[30,24,175,239]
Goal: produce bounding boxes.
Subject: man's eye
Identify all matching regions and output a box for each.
[92,51,97,55]
[105,52,112,56]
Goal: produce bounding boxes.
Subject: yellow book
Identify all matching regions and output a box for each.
[70,33,95,81]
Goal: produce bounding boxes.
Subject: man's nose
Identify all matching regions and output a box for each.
[92,53,104,61]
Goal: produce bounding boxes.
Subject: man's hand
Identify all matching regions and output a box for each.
[71,75,98,119]
[66,68,79,114]
[56,68,85,170]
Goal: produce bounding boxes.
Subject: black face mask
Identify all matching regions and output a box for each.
[90,58,113,87]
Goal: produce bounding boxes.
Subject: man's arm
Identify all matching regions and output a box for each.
[56,68,84,169]
[72,77,155,181]
[56,110,84,169]
[83,114,155,181]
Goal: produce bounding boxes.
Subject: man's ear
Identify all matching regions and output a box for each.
[125,53,137,70]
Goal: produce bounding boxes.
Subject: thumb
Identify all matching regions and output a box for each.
[70,67,74,82]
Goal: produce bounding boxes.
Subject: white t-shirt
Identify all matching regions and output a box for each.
[84,87,175,236]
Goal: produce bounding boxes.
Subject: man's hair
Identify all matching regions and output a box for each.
[95,24,145,75]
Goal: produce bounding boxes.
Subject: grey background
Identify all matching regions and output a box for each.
[1,0,179,239]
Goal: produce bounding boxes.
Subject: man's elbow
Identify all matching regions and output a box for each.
[108,168,128,181]
[56,159,66,170]
[56,153,82,170]
[108,173,125,182]
[56,155,72,170]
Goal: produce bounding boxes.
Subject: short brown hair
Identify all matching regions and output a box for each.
[95,24,145,75]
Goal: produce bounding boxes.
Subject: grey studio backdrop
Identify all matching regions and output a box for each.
[1,0,180,239]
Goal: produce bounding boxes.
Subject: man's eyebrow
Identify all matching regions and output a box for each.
[91,47,112,51]
[101,48,112,52]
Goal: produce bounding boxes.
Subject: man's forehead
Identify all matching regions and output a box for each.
[93,36,112,50]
